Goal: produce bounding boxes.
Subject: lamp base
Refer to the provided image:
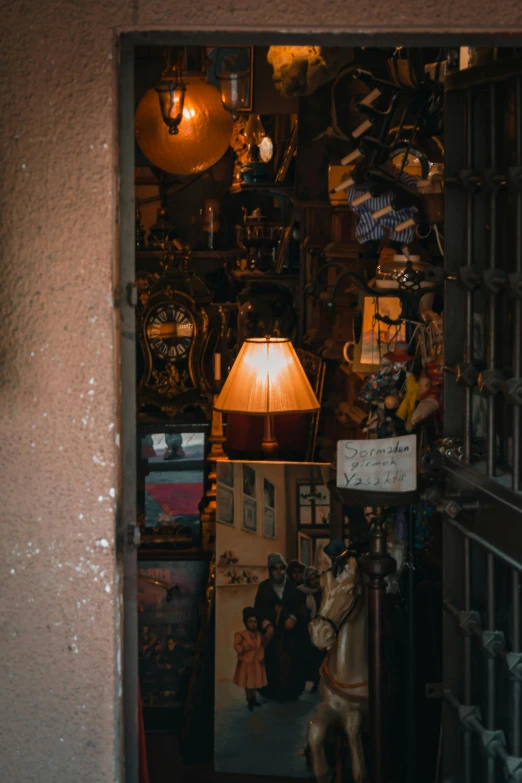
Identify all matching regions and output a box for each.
[261,415,279,459]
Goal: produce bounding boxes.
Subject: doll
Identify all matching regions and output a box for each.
[360,345,414,435]
[410,367,440,429]
[233,607,274,711]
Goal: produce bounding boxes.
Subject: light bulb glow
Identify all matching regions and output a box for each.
[214,337,320,415]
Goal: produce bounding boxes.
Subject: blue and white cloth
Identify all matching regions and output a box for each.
[347,168,418,245]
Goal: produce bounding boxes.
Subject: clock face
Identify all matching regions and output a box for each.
[146,303,194,360]
[259,136,273,164]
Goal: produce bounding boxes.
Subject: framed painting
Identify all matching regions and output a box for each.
[263,507,276,538]
[298,531,313,567]
[217,460,234,488]
[243,463,256,498]
[138,556,209,733]
[217,485,234,526]
[297,482,330,527]
[215,460,332,779]
[243,497,257,532]
[137,424,208,549]
[353,295,406,374]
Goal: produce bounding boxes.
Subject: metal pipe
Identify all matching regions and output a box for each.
[447,516,522,572]
[487,553,496,783]
[464,535,472,783]
[513,75,522,492]
[408,505,416,783]
[445,690,508,762]
[487,84,497,478]
[464,89,474,464]
[513,569,521,756]
[359,519,397,783]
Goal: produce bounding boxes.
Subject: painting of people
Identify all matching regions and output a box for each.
[215,460,331,778]
[138,558,208,732]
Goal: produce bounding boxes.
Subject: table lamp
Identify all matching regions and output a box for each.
[214,337,320,457]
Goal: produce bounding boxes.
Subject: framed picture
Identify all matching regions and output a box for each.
[138,556,209,733]
[353,295,406,373]
[243,464,256,498]
[217,460,234,488]
[217,485,234,526]
[207,47,254,112]
[138,424,208,549]
[243,497,257,532]
[263,507,276,538]
[263,477,275,508]
[215,460,332,779]
[298,482,330,527]
[298,531,313,567]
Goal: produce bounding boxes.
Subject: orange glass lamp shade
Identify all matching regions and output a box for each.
[156,78,186,135]
[135,77,233,176]
[214,337,320,457]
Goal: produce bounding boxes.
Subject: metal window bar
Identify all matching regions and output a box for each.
[464,534,472,782]
[443,514,522,782]
[444,57,522,488]
[486,85,497,480]
[464,88,475,466]
[513,76,522,494]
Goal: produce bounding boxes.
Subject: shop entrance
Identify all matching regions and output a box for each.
[119,38,522,783]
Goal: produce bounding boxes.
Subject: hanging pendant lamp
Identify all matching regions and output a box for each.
[135,52,233,177]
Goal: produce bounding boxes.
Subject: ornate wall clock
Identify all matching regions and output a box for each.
[137,254,224,419]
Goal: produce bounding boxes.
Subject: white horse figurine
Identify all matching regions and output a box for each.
[308,552,368,783]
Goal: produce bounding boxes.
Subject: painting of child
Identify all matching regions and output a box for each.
[233,607,274,711]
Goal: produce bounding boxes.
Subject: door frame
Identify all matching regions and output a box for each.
[118,31,522,783]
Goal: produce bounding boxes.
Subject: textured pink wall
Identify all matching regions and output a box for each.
[0,1,520,780]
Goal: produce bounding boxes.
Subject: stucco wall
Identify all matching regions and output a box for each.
[0,1,520,781]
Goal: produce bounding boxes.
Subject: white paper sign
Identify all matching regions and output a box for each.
[336,435,417,493]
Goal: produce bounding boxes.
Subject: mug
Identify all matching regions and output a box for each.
[343,341,355,364]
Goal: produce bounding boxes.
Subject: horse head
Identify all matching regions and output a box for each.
[309,548,362,651]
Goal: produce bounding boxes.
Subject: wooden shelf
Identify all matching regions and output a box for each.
[230,270,299,283]
[136,249,238,259]
[239,182,294,198]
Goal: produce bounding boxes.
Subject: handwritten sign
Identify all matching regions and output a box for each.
[336,435,417,493]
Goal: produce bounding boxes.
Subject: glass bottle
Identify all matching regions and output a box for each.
[202,199,221,250]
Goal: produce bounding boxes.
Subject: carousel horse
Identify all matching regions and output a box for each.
[308,550,368,783]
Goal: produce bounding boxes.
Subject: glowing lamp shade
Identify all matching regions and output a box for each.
[215,337,320,456]
[135,77,233,176]
[217,71,248,113]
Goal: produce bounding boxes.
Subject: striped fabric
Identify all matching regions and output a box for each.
[347,169,418,245]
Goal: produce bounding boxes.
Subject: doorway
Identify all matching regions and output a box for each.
[120,37,522,783]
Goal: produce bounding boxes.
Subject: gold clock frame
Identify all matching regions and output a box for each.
[138,280,221,419]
